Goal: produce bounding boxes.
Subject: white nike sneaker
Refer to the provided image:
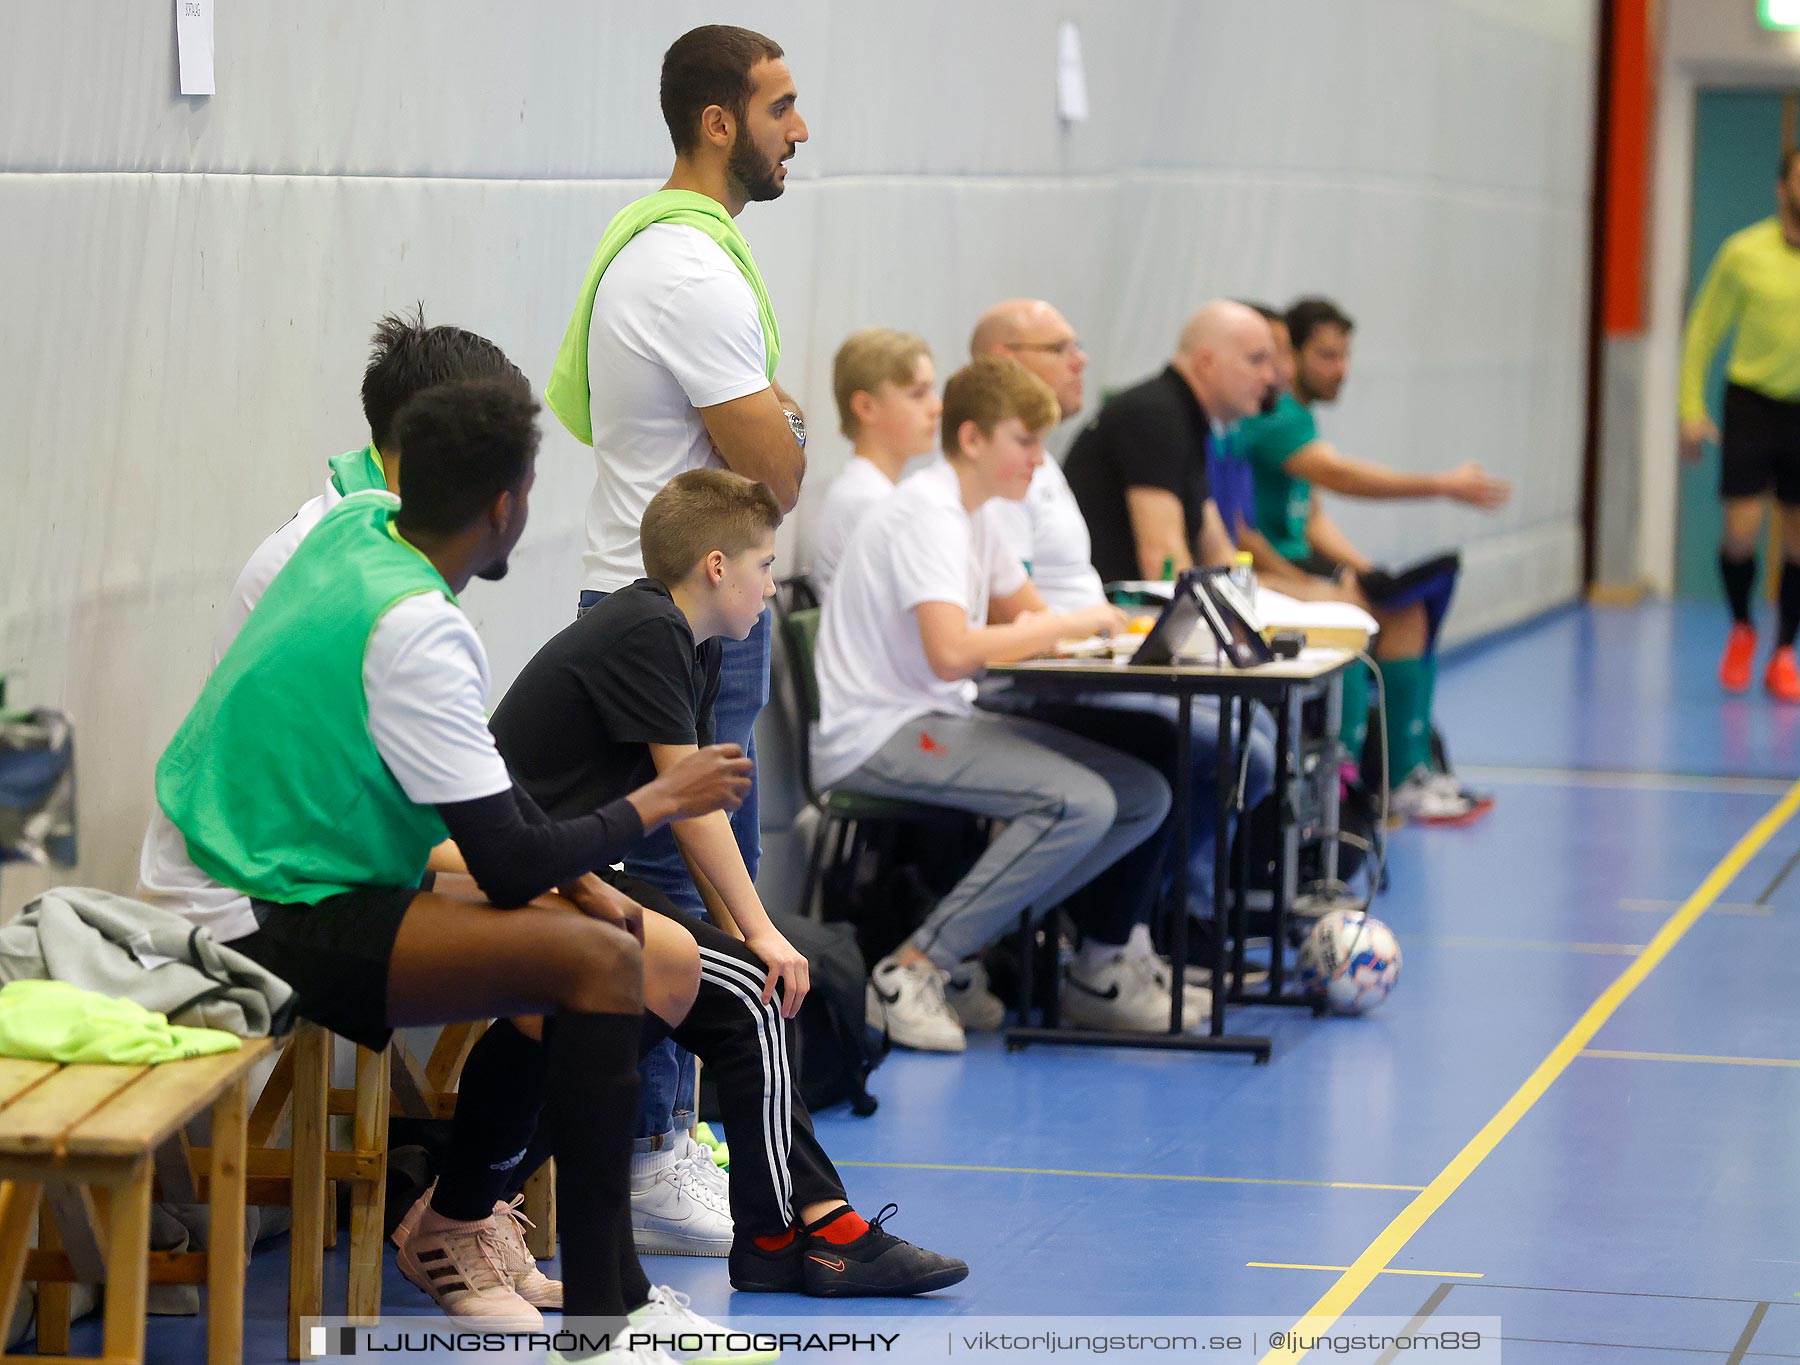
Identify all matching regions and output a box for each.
[632,1143,733,1256]
[682,1131,732,1205]
[394,1205,542,1327]
[627,1284,780,1364]
[865,956,966,1053]
[944,959,1006,1031]
[1117,927,1210,1028]
[1063,951,1201,1032]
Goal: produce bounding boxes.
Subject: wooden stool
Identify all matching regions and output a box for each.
[0,1039,273,1365]
[212,1021,485,1359]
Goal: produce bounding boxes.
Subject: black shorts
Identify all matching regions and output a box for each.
[1721,383,1800,504]
[231,883,422,1051]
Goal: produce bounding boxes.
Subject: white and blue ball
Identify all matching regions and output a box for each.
[1298,909,1402,1014]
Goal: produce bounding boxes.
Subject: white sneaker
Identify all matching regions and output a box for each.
[394,1204,543,1327]
[628,1284,780,1364]
[1118,928,1210,1028]
[1063,951,1202,1033]
[682,1131,732,1205]
[865,956,966,1053]
[550,1349,680,1365]
[632,1143,734,1256]
[944,959,1006,1031]
[1390,766,1484,825]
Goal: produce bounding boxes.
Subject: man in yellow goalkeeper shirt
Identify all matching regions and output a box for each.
[1682,150,1800,702]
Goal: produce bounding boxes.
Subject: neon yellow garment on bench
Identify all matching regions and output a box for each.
[545,190,781,445]
[0,980,241,1064]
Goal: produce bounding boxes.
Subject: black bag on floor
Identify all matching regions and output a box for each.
[700,910,886,1120]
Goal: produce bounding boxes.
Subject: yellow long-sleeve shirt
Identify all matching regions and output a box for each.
[1681,217,1800,421]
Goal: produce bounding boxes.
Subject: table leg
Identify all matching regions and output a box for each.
[1168,688,1193,1034]
[1209,691,1236,1038]
[1269,687,1295,996]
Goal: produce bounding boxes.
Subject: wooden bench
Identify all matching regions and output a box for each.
[0,1039,272,1365]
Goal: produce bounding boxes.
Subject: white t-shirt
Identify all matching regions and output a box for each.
[810,456,899,597]
[139,586,512,941]
[986,455,1106,613]
[212,482,341,664]
[811,458,1029,789]
[583,223,772,592]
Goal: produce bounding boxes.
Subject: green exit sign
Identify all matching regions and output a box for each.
[1762,0,1800,30]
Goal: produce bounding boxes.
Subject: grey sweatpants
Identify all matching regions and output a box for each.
[839,710,1172,971]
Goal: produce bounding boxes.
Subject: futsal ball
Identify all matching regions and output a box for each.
[1298,909,1402,1014]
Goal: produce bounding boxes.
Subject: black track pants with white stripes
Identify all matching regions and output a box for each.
[620,872,848,1237]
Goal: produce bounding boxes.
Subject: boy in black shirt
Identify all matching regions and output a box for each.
[491,468,966,1298]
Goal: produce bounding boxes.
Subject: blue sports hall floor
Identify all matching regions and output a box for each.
[90,601,1800,1362]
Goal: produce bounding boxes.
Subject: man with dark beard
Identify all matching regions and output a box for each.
[544,23,812,1258]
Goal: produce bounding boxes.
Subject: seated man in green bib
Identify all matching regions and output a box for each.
[1236,297,1510,826]
[151,375,764,1351]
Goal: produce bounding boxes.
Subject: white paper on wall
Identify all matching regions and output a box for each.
[1056,21,1090,123]
[175,0,214,96]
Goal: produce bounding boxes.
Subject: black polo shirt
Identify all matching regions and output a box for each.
[1063,366,1216,584]
[489,579,721,819]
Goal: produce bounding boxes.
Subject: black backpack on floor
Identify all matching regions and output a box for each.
[699,910,886,1120]
[772,909,885,1116]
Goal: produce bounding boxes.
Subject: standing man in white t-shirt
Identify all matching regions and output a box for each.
[544,23,809,1255]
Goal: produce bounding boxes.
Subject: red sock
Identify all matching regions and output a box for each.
[753,1226,796,1252]
[808,1207,868,1245]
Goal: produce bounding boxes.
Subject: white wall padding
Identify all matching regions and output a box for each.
[0,1,1597,912]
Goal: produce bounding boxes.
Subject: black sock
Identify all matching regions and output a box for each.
[616,1189,652,1311]
[1721,552,1758,624]
[434,1020,547,1221]
[547,1009,642,1319]
[1780,560,1800,647]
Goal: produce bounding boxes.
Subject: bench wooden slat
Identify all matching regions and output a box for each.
[0,1058,60,1110]
[0,1066,151,1157]
[67,1043,270,1159]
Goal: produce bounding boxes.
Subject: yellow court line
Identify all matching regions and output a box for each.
[1581,1048,1800,1069]
[1259,774,1800,1365]
[834,1159,1422,1192]
[1420,935,1646,956]
[1248,1263,1483,1280]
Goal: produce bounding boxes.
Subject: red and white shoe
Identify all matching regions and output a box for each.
[1721,623,1757,693]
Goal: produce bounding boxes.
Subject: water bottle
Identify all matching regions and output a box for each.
[1230,550,1257,596]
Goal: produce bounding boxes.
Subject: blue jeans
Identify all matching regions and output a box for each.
[577,592,771,1148]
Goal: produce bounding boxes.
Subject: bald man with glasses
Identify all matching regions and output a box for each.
[969,300,1104,611]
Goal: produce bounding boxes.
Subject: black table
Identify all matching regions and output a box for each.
[985,649,1354,1061]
